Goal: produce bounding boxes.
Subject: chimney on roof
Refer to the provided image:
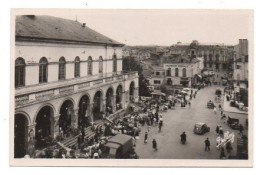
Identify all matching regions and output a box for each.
[82,23,86,28]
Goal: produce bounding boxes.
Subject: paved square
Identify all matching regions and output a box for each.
[135,86,248,159]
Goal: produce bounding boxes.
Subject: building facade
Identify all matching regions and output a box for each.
[150,67,166,87]
[163,57,202,87]
[149,56,202,89]
[170,40,234,71]
[14,15,139,158]
[233,39,249,97]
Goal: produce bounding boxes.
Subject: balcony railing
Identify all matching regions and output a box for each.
[15,71,138,108]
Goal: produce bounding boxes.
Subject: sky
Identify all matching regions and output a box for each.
[16,9,253,46]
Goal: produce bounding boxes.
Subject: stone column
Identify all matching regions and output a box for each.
[125,90,129,104]
[72,108,79,130]
[113,94,117,112]
[134,87,139,103]
[27,123,36,157]
[121,91,126,109]
[88,103,94,124]
[110,95,114,113]
[53,114,60,139]
[102,98,106,114]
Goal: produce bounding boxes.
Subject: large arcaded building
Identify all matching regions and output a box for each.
[14,15,139,158]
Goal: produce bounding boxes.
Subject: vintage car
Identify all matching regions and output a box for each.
[102,134,135,159]
[227,117,240,130]
[207,101,215,109]
[194,122,210,135]
[215,88,222,96]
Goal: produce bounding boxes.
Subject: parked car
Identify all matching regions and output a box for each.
[215,88,222,96]
[102,134,135,159]
[207,101,215,109]
[227,117,240,130]
[194,122,210,135]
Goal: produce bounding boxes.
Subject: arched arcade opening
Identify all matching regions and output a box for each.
[78,95,90,128]
[106,87,114,115]
[59,100,74,136]
[93,91,103,121]
[35,106,53,149]
[129,81,135,103]
[14,114,29,158]
[116,85,123,110]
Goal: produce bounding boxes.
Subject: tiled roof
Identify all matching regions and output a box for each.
[16,15,123,46]
[163,55,199,63]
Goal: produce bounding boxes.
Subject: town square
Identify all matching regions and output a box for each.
[13,10,250,161]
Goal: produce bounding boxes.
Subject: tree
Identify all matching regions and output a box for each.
[159,84,172,96]
[123,57,151,97]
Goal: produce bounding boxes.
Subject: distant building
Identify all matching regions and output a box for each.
[149,55,202,88]
[233,39,249,91]
[170,40,234,71]
[163,56,202,87]
[150,67,165,87]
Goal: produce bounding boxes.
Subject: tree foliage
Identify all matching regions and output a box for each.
[159,84,172,95]
[123,57,151,97]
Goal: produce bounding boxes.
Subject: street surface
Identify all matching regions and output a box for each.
[135,86,248,159]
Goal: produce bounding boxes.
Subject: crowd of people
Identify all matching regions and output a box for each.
[30,80,246,160]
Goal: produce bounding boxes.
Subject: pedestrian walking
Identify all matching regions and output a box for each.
[218,104,222,111]
[219,126,224,137]
[226,141,233,153]
[216,125,219,134]
[144,132,148,144]
[188,101,191,108]
[180,132,187,144]
[204,138,210,151]
[220,109,223,116]
[158,121,162,132]
[190,94,192,100]
[220,147,226,159]
[159,114,163,125]
[213,106,217,114]
[152,139,157,151]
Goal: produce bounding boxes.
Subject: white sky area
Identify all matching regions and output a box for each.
[18,9,252,46]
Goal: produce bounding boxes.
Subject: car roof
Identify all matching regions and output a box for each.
[104,142,121,149]
[195,122,205,126]
[107,134,132,146]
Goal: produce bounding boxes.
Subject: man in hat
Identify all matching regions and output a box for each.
[144,132,148,144]
[204,138,210,151]
[152,139,157,151]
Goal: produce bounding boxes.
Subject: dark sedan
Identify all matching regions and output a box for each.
[194,122,210,135]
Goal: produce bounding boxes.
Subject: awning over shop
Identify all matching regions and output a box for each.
[151,92,166,96]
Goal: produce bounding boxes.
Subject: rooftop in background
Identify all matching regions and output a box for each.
[171,40,234,48]
[163,55,200,64]
[15,15,124,46]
